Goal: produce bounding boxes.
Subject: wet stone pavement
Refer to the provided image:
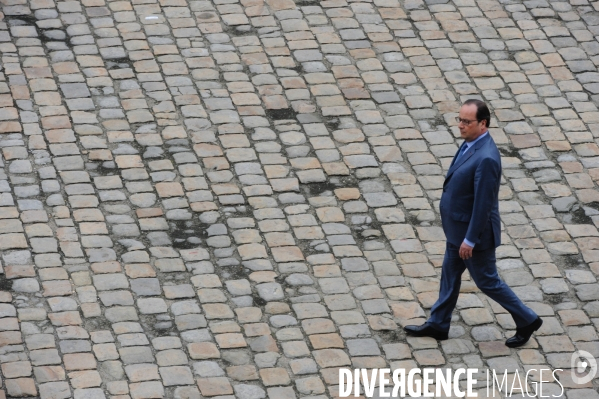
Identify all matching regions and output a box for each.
[0,0,597,397]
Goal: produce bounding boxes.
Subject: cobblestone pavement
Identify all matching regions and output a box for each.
[0,0,599,397]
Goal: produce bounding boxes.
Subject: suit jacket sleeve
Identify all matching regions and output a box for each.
[465,156,500,245]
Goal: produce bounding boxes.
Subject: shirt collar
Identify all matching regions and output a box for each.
[464,131,488,148]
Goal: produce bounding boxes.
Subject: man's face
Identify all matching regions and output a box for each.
[458,104,487,142]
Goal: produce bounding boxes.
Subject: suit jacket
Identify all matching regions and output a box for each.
[439,133,501,250]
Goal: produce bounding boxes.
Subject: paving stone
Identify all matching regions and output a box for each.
[0,2,595,397]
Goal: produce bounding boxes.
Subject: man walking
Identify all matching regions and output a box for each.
[404,100,542,348]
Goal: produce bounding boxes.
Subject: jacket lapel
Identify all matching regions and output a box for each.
[445,133,491,182]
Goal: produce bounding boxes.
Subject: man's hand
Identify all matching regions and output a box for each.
[459,241,473,260]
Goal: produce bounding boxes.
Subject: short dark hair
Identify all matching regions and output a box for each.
[463,99,491,128]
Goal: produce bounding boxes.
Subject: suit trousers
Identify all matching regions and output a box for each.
[428,242,538,332]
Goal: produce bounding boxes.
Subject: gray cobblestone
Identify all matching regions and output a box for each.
[0,0,596,396]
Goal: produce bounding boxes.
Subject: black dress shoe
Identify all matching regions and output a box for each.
[505,317,543,348]
[404,323,448,340]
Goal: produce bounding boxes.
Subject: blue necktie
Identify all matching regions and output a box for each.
[456,144,468,160]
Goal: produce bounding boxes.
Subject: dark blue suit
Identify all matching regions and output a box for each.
[429,133,538,332]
